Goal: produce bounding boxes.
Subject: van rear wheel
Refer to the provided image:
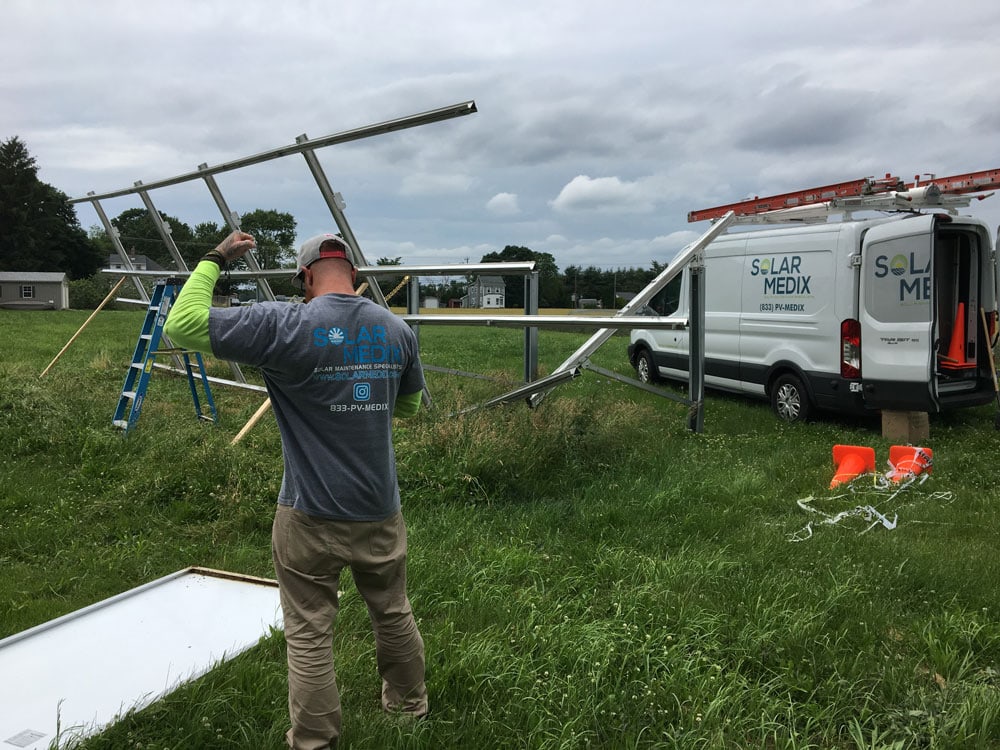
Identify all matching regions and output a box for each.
[771,374,811,422]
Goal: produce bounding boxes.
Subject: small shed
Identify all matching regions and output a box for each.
[0,272,70,310]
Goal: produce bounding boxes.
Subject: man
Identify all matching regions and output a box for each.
[165,231,428,750]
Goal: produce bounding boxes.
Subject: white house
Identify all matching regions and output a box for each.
[464,275,506,308]
[108,254,165,272]
[0,272,70,310]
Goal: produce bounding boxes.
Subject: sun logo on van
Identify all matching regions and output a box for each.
[890,255,908,277]
[758,258,771,274]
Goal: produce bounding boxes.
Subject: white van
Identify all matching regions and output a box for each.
[627,212,998,422]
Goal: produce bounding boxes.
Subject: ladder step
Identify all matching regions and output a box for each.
[115,279,215,433]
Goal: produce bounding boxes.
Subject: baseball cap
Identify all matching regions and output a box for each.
[291,234,354,289]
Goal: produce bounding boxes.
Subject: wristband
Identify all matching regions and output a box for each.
[200,250,227,269]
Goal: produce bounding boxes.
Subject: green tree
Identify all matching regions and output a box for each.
[87,224,114,257]
[0,136,101,279]
[420,278,466,306]
[110,207,196,269]
[67,274,129,310]
[193,221,228,251]
[560,263,670,310]
[189,214,297,298]
[564,265,606,307]
[240,209,296,269]
[187,220,242,296]
[479,245,563,308]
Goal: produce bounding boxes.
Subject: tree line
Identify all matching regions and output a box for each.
[2,135,671,309]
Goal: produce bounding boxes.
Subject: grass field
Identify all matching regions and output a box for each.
[2,308,999,749]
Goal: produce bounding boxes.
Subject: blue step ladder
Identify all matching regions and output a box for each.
[113,277,217,433]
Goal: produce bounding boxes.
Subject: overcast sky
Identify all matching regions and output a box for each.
[4,0,1000,272]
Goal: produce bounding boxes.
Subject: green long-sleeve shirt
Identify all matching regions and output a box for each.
[162,260,217,354]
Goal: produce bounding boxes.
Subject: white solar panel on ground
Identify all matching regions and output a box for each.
[0,567,282,749]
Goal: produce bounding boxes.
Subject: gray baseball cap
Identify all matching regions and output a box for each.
[291,234,354,289]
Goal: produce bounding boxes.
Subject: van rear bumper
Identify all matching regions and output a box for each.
[805,373,870,415]
[862,378,995,412]
[780,371,994,415]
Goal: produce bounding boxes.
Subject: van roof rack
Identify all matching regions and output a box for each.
[688,168,1000,224]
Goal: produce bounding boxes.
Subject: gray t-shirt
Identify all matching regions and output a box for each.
[209,293,425,521]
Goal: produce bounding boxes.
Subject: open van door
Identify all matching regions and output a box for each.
[858,214,938,411]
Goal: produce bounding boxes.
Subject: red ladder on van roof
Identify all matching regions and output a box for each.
[688,168,1000,222]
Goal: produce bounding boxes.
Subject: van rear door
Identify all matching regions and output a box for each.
[858,214,937,411]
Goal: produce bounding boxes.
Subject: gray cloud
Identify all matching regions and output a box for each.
[739,94,869,151]
[3,0,1000,270]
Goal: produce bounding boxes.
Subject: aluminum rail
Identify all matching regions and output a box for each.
[69,101,478,203]
[582,362,692,404]
[400,314,687,330]
[99,261,536,280]
[450,369,581,416]
[152,363,268,393]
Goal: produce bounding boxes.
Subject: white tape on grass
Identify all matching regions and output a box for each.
[787,475,955,542]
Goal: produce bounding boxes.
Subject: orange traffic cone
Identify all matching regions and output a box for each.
[887,445,933,482]
[830,445,876,488]
[941,302,976,369]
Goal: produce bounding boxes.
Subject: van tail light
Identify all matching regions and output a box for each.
[841,319,861,378]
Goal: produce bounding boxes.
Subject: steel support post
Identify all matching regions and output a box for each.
[407,275,421,344]
[524,271,539,382]
[199,166,276,302]
[405,274,433,405]
[687,257,706,433]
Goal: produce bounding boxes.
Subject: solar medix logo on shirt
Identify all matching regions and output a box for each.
[313,323,404,365]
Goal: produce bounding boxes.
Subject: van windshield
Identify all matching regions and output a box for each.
[643,275,682,316]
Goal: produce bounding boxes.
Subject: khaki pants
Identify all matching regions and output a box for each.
[272,504,428,750]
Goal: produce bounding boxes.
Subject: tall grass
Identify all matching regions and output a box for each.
[1,309,999,749]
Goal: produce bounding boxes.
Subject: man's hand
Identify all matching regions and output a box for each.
[215,231,256,263]
[201,231,256,269]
